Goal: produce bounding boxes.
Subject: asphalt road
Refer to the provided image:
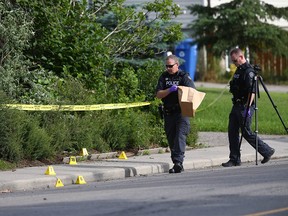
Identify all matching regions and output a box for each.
[1,158,287,216]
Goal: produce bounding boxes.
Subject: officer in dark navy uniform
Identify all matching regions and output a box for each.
[156,55,195,173]
[222,48,275,167]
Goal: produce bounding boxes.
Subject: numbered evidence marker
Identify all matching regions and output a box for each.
[45,166,56,175]
[75,176,86,184]
[118,151,128,160]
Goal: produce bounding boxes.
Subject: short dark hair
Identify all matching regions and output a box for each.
[230,48,243,56]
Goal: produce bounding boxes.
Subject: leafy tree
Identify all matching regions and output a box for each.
[188,0,288,58]
[0,0,198,165]
[15,0,182,98]
[0,0,62,104]
[0,0,32,99]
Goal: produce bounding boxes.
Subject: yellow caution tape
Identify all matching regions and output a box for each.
[4,102,151,111]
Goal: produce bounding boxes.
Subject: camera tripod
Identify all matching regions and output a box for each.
[240,65,288,165]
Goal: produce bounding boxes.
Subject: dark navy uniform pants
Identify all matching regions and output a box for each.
[164,112,190,164]
[228,104,273,163]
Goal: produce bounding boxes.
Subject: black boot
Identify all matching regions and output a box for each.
[222,160,241,167]
[169,163,184,173]
[261,148,275,164]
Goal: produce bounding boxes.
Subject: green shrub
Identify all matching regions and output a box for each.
[68,112,103,152]
[0,108,26,162]
[187,118,199,147]
[124,110,152,151]
[40,112,72,152]
[0,0,195,165]
[0,159,16,171]
[0,90,199,163]
[98,108,173,152]
[101,110,130,151]
[22,119,53,160]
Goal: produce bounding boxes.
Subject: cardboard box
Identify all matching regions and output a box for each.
[178,86,206,117]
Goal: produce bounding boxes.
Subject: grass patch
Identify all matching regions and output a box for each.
[0,160,16,171]
[142,150,150,155]
[195,87,288,135]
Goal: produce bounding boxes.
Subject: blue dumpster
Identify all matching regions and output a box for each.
[175,38,198,81]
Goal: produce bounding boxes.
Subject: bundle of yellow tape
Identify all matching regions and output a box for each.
[4,102,151,111]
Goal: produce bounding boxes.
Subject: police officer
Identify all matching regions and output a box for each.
[156,55,195,173]
[222,48,275,167]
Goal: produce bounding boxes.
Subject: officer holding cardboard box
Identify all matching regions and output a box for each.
[156,55,195,173]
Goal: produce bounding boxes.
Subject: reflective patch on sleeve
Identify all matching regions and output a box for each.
[249,72,255,79]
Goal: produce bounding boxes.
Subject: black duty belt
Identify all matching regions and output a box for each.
[163,104,181,116]
[232,98,245,105]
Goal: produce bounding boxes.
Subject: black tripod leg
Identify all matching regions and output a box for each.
[254,76,259,165]
[258,76,288,134]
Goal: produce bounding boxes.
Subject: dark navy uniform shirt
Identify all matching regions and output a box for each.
[156,70,195,107]
[230,62,256,103]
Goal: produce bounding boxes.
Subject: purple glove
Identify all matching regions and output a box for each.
[242,107,251,118]
[169,85,178,93]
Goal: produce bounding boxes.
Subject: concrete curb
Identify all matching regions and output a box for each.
[0,134,287,192]
[1,153,285,192]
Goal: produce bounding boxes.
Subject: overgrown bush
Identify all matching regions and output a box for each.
[0,108,26,162]
[187,119,199,147]
[0,103,53,162]
[22,119,53,160]
[39,112,72,152]
[0,90,199,163]
[0,0,200,165]
[0,91,25,162]
[101,110,153,151]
